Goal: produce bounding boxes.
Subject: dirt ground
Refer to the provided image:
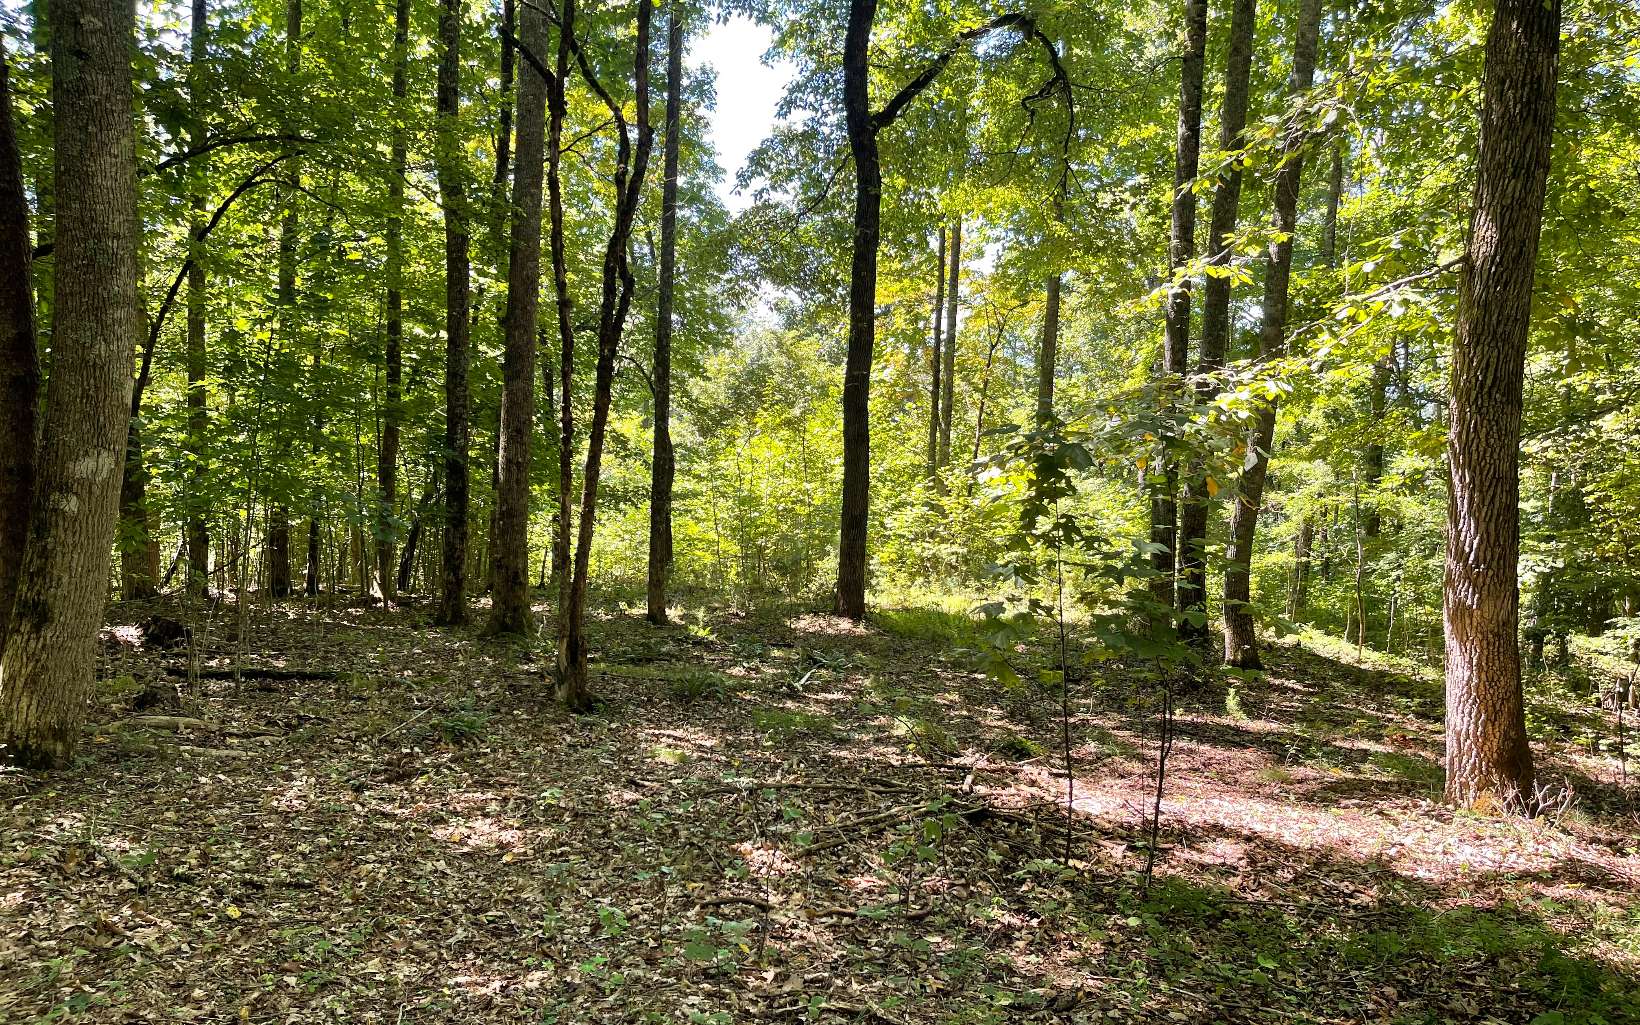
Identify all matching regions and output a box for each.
[3,593,1637,1024]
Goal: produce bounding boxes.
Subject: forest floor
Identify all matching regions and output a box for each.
[3,591,1639,1025]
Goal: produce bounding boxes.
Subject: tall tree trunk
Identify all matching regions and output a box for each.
[377,0,409,602]
[1148,0,1208,623]
[0,0,139,768]
[937,215,960,469]
[926,225,945,480]
[434,0,472,626]
[1037,273,1060,425]
[271,0,300,600]
[184,0,210,595]
[646,7,683,626]
[833,0,883,620]
[559,0,654,707]
[486,0,548,635]
[1177,0,1257,643]
[549,0,575,630]
[1443,0,1559,811]
[1222,0,1323,669]
[0,51,39,650]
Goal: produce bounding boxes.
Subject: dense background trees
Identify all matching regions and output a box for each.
[0,0,1636,813]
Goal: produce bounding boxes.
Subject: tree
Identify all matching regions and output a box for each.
[559,0,656,707]
[183,0,210,596]
[926,225,945,478]
[1148,0,1208,621]
[1443,0,1562,811]
[833,4,1059,619]
[1222,0,1324,669]
[0,0,140,767]
[647,6,684,626]
[433,0,472,625]
[1176,0,1257,643]
[0,49,39,650]
[376,0,410,602]
[937,214,961,469]
[487,0,549,636]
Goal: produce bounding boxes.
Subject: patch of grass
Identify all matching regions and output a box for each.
[422,700,490,747]
[1368,749,1443,793]
[750,708,833,742]
[873,607,982,648]
[990,731,1045,760]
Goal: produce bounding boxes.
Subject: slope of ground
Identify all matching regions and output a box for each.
[2,593,1637,1024]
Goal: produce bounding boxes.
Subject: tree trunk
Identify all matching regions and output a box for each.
[434,0,472,626]
[1222,0,1323,669]
[271,0,300,601]
[548,0,575,631]
[1148,0,1208,622]
[560,0,654,706]
[0,0,139,768]
[937,215,960,469]
[377,0,409,602]
[1443,0,1560,811]
[833,0,883,620]
[0,50,39,650]
[485,0,549,636]
[1037,273,1060,425]
[646,8,683,626]
[184,0,210,595]
[1177,0,1257,643]
[926,225,945,479]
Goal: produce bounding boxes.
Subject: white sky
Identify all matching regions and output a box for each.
[692,15,794,213]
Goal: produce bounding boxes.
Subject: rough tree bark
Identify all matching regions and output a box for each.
[559,0,655,707]
[1148,0,1208,622]
[1443,0,1560,811]
[1038,274,1060,425]
[0,50,39,650]
[485,0,549,636]
[646,7,683,626]
[0,0,139,767]
[1222,0,1323,668]
[433,0,472,625]
[377,0,409,602]
[1176,0,1257,643]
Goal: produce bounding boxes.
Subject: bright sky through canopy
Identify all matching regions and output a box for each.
[694,15,793,212]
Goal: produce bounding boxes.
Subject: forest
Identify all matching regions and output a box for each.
[2,0,1640,1018]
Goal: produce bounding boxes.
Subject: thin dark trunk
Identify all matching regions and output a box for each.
[926,225,945,479]
[938,215,960,469]
[1178,0,1257,643]
[646,7,682,626]
[434,0,471,625]
[1222,0,1323,669]
[0,50,38,649]
[560,0,655,707]
[833,0,882,620]
[184,0,209,595]
[1148,0,1208,623]
[377,0,409,601]
[272,0,301,600]
[1443,0,1559,811]
[549,0,574,630]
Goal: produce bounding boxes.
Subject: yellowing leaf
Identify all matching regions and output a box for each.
[1206,477,1220,498]
[226,904,242,919]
